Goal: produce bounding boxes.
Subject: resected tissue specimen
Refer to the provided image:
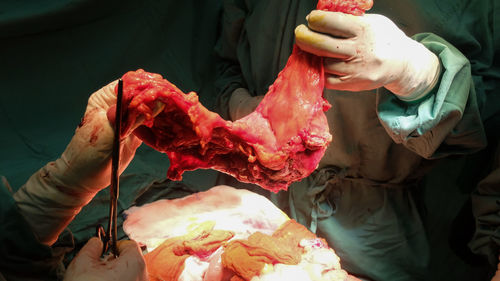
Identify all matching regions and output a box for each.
[115,0,373,192]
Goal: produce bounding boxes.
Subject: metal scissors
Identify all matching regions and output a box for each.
[96,78,123,258]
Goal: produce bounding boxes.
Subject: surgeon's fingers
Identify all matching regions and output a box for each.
[324,57,364,76]
[325,74,350,90]
[324,58,346,76]
[295,25,356,59]
[77,237,104,261]
[116,240,147,277]
[325,74,376,92]
[108,101,165,137]
[116,239,143,256]
[306,10,362,38]
[129,101,166,132]
[89,80,120,111]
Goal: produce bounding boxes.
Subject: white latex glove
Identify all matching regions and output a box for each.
[295,10,441,101]
[13,80,153,246]
[63,238,148,281]
[228,88,264,121]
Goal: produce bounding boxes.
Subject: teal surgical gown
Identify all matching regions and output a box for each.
[0,183,71,281]
[215,0,500,280]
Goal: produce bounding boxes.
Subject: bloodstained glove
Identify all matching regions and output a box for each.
[63,238,148,281]
[295,10,441,101]
[13,81,161,246]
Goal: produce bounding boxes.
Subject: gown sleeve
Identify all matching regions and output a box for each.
[469,144,500,267]
[0,180,72,281]
[376,33,487,159]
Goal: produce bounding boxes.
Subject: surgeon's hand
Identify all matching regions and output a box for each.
[13,81,149,246]
[295,10,441,101]
[64,238,148,281]
[228,88,264,121]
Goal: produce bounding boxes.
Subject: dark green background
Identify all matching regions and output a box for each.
[0,0,222,246]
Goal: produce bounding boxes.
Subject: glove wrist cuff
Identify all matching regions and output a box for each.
[13,161,98,245]
[386,40,441,101]
[396,61,441,102]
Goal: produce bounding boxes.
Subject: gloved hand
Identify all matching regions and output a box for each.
[228,88,264,121]
[63,238,148,281]
[13,80,149,246]
[295,10,441,101]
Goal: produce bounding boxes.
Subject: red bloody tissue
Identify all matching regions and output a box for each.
[116,0,372,192]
